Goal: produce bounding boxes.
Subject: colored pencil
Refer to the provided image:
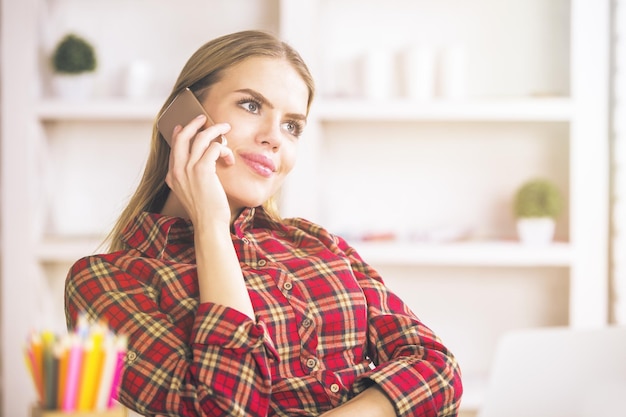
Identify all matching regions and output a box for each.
[24,316,128,412]
[56,335,70,408]
[23,345,42,402]
[77,324,105,410]
[29,332,44,402]
[62,334,83,412]
[95,334,117,410]
[108,335,128,408]
[42,331,57,409]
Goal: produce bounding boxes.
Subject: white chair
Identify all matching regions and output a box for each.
[477,325,626,417]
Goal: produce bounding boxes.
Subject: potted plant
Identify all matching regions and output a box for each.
[513,178,563,245]
[50,33,97,99]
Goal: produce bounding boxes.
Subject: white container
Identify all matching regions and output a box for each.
[51,73,95,100]
[401,46,436,101]
[360,48,396,100]
[516,218,556,245]
[326,57,362,98]
[439,45,468,99]
[124,60,154,99]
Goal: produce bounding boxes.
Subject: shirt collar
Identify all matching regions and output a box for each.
[121,207,284,261]
[231,206,286,237]
[121,212,194,260]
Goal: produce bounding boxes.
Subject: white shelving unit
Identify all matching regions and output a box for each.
[280,1,610,415]
[1,0,610,416]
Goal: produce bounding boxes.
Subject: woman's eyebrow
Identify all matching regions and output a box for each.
[235,88,307,122]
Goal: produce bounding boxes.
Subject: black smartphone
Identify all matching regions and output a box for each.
[156,87,226,146]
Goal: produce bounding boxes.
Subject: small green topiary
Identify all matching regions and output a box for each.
[52,34,97,74]
[514,178,562,219]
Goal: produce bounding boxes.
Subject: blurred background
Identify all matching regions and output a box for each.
[0,0,623,416]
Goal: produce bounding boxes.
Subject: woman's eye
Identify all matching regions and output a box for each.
[239,99,260,113]
[282,121,304,137]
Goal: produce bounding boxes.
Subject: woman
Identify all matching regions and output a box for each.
[65,30,462,417]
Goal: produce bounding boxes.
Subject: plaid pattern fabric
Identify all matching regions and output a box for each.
[65,207,462,416]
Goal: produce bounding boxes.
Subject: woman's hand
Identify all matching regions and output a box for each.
[165,115,255,318]
[165,114,235,228]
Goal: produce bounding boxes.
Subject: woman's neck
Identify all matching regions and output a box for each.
[160,193,188,218]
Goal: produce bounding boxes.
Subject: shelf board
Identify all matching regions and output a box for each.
[37,236,572,267]
[350,240,572,267]
[37,98,163,121]
[37,236,106,263]
[313,97,573,122]
[36,97,572,123]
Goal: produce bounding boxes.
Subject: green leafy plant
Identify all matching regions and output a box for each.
[51,34,97,74]
[513,178,563,219]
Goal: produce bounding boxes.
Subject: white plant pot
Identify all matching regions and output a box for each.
[516,217,556,245]
[51,73,95,100]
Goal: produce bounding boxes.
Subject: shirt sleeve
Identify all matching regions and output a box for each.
[64,255,277,417]
[336,237,464,417]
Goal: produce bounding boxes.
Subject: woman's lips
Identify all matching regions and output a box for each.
[239,152,276,178]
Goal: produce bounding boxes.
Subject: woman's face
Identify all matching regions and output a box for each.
[202,56,309,212]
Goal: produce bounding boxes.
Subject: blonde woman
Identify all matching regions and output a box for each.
[65,30,462,417]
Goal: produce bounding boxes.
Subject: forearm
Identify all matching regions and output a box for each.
[320,386,396,417]
[120,304,274,416]
[194,221,254,319]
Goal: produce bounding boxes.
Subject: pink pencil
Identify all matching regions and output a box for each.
[107,335,128,408]
[62,334,83,411]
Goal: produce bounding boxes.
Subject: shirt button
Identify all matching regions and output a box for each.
[330,383,340,393]
[258,259,267,267]
[302,318,312,328]
[242,237,250,244]
[283,281,293,291]
[126,351,137,363]
[306,358,317,369]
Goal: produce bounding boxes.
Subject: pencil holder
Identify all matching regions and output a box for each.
[24,317,129,414]
[31,404,128,417]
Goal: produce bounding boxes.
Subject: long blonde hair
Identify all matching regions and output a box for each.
[106,30,315,252]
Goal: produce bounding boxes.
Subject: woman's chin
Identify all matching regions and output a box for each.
[229,195,269,211]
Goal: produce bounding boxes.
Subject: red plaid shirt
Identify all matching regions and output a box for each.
[65,207,462,416]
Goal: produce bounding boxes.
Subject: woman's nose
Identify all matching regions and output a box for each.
[256,117,282,150]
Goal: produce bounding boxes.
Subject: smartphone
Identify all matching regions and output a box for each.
[157,87,226,146]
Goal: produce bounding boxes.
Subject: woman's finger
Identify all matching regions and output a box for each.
[169,114,207,165]
[187,123,231,166]
[166,115,205,189]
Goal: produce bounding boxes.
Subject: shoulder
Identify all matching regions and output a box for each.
[66,252,122,289]
[283,216,335,240]
[66,248,152,290]
[282,216,354,253]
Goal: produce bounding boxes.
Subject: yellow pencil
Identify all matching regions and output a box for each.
[77,325,105,410]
